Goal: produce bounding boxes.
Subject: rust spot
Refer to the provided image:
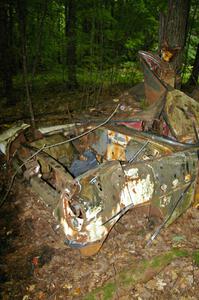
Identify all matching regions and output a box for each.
[79,241,103,256]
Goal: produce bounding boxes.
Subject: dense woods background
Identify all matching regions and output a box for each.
[0,0,198,108]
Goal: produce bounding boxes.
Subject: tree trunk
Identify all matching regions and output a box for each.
[65,0,78,89]
[0,0,14,103]
[17,0,35,128]
[187,43,199,88]
[159,0,191,88]
[31,0,48,80]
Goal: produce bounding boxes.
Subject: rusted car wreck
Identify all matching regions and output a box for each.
[1,51,199,256]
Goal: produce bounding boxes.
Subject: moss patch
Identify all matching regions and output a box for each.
[83,248,189,300]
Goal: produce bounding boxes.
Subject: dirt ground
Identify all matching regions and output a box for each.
[0,89,199,300]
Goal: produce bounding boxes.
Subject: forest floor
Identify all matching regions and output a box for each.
[0,84,199,300]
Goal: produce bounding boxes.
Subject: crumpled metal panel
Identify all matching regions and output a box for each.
[31,134,76,167]
[106,130,131,161]
[72,127,169,164]
[125,150,198,223]
[164,88,199,143]
[54,161,125,247]
[0,123,29,155]
[139,51,172,105]
[55,146,198,251]
[139,51,175,87]
[139,50,199,143]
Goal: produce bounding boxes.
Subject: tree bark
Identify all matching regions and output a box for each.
[31,0,48,80]
[159,0,191,88]
[187,43,199,88]
[17,0,35,128]
[65,0,78,89]
[0,0,14,103]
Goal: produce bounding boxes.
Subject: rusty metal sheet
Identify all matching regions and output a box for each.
[125,150,198,224]
[138,50,199,143]
[51,124,198,254]
[54,144,198,254]
[0,123,29,155]
[55,161,125,247]
[164,88,199,143]
[139,51,170,105]
[139,51,175,86]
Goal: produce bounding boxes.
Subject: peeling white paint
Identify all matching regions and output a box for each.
[85,206,102,221]
[161,184,167,192]
[61,217,75,236]
[86,217,108,242]
[72,217,84,231]
[160,195,171,207]
[172,179,179,188]
[39,123,76,134]
[124,168,139,179]
[64,187,71,195]
[124,174,154,205]
[121,185,133,206]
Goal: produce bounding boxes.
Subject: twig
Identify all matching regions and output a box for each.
[112,263,120,300]
[66,103,72,121]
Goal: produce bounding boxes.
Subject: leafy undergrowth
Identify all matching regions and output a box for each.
[0,73,144,129]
